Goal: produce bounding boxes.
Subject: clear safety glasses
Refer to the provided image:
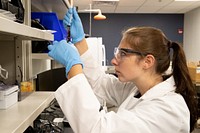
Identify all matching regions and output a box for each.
[0,65,8,79]
[114,47,146,61]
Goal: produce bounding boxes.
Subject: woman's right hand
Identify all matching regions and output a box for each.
[63,7,85,44]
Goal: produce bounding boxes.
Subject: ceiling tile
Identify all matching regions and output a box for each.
[142,0,174,6]
[115,6,139,13]
[31,0,200,15]
[117,0,146,6]
[136,6,163,13]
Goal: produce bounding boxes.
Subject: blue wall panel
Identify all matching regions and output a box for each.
[79,13,184,65]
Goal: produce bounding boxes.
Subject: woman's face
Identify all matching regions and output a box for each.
[111,39,145,82]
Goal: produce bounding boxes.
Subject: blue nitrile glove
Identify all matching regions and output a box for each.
[63,7,85,44]
[48,40,83,76]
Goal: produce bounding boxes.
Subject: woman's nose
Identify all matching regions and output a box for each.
[111,57,117,66]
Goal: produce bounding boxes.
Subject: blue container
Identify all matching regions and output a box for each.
[31,12,67,41]
[59,20,67,40]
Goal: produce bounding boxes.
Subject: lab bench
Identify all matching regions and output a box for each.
[0,91,54,133]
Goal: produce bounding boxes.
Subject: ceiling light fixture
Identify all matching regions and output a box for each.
[79,4,106,36]
[92,0,119,6]
[79,9,106,20]
[82,9,106,20]
[175,0,200,1]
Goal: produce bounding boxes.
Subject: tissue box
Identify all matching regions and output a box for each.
[0,85,18,109]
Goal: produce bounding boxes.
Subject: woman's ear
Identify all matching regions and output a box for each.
[143,54,155,69]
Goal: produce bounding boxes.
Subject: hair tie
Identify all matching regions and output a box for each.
[167,41,172,49]
[167,41,172,54]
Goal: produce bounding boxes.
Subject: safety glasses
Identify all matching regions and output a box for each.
[0,65,8,79]
[114,47,146,61]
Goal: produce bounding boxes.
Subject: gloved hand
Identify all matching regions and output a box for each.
[63,7,85,44]
[48,40,83,76]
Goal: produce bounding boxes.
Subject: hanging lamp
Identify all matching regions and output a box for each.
[79,9,106,20]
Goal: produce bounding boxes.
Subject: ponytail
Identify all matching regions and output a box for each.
[170,42,198,132]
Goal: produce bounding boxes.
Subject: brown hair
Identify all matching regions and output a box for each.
[123,26,198,132]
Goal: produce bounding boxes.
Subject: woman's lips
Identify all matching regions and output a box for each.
[115,70,120,75]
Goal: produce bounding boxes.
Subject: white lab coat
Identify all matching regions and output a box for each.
[55,50,190,133]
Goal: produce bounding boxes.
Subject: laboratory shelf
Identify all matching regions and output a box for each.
[0,16,54,41]
[32,53,53,60]
[0,91,54,133]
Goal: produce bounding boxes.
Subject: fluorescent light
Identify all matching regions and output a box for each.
[175,0,200,1]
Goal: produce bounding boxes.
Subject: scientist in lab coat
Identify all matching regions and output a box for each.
[48,8,198,133]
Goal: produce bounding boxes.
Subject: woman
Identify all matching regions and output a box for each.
[48,8,198,133]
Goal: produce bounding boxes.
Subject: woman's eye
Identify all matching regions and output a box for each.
[120,51,127,57]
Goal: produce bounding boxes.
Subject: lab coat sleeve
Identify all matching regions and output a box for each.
[80,49,135,107]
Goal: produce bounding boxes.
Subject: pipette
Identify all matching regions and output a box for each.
[63,0,73,42]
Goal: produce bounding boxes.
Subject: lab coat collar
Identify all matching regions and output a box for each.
[140,76,176,100]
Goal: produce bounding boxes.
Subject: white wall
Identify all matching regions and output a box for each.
[184,7,200,62]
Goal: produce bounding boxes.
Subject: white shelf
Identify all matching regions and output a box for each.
[32,53,53,60]
[0,16,54,41]
[31,0,68,19]
[0,91,54,133]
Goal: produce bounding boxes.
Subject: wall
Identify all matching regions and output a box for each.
[184,7,200,62]
[0,40,16,84]
[79,13,184,65]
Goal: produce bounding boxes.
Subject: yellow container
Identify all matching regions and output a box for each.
[20,81,33,92]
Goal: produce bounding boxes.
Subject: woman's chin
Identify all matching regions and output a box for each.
[118,76,126,82]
